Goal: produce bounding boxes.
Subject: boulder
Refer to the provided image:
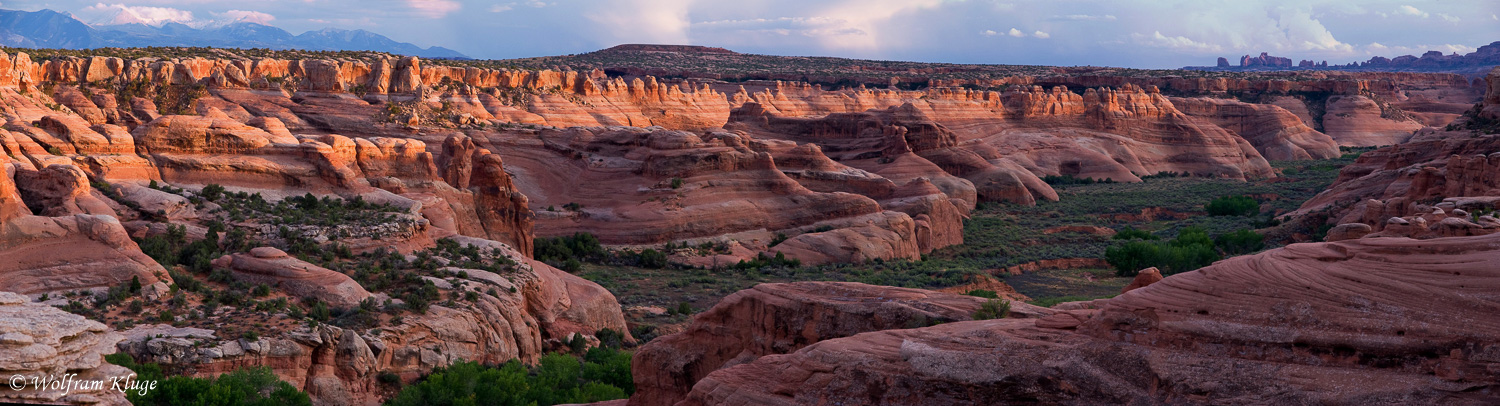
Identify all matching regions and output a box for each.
[212,248,373,309]
[0,292,130,405]
[1120,266,1163,293]
[1324,223,1374,241]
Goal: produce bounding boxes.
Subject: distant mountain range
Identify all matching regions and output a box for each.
[0,8,466,59]
[1186,41,1499,75]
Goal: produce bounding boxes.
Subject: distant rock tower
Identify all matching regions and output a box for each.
[1216,57,1230,67]
[1240,52,1292,68]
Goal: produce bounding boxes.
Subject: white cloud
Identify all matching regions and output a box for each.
[693,17,862,39]
[1052,14,1115,21]
[1365,42,1476,55]
[82,3,195,26]
[982,28,1045,39]
[687,0,944,51]
[489,1,547,12]
[1272,8,1352,52]
[1131,31,1222,53]
[588,0,693,44]
[1493,14,1498,21]
[1396,5,1428,18]
[1438,13,1460,22]
[213,10,275,25]
[405,0,461,18]
[801,0,945,50]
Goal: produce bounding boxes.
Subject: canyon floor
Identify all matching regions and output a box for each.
[584,149,1364,336]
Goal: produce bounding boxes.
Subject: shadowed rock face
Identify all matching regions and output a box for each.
[635,234,1500,405]
[1295,68,1500,225]
[0,214,169,294]
[1172,96,1340,160]
[629,282,1054,406]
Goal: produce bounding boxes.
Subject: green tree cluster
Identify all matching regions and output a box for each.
[386,349,633,406]
[105,353,312,406]
[1106,227,1219,276]
[1205,195,1259,216]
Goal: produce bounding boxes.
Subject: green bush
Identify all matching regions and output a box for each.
[1105,227,1221,276]
[632,248,668,269]
[385,351,631,406]
[106,353,311,406]
[971,299,1010,320]
[1205,195,1259,216]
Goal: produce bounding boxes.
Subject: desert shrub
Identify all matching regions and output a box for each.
[769,233,789,247]
[1028,295,1115,308]
[309,301,331,321]
[1215,229,1265,255]
[1205,195,1259,216]
[562,258,583,272]
[971,299,1011,320]
[1140,171,1188,180]
[200,184,226,202]
[594,328,626,349]
[963,289,999,299]
[1112,226,1159,240]
[1042,174,1115,185]
[730,252,801,271]
[535,232,605,263]
[136,224,226,273]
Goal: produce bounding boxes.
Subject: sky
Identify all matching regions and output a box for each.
[4,0,1497,68]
